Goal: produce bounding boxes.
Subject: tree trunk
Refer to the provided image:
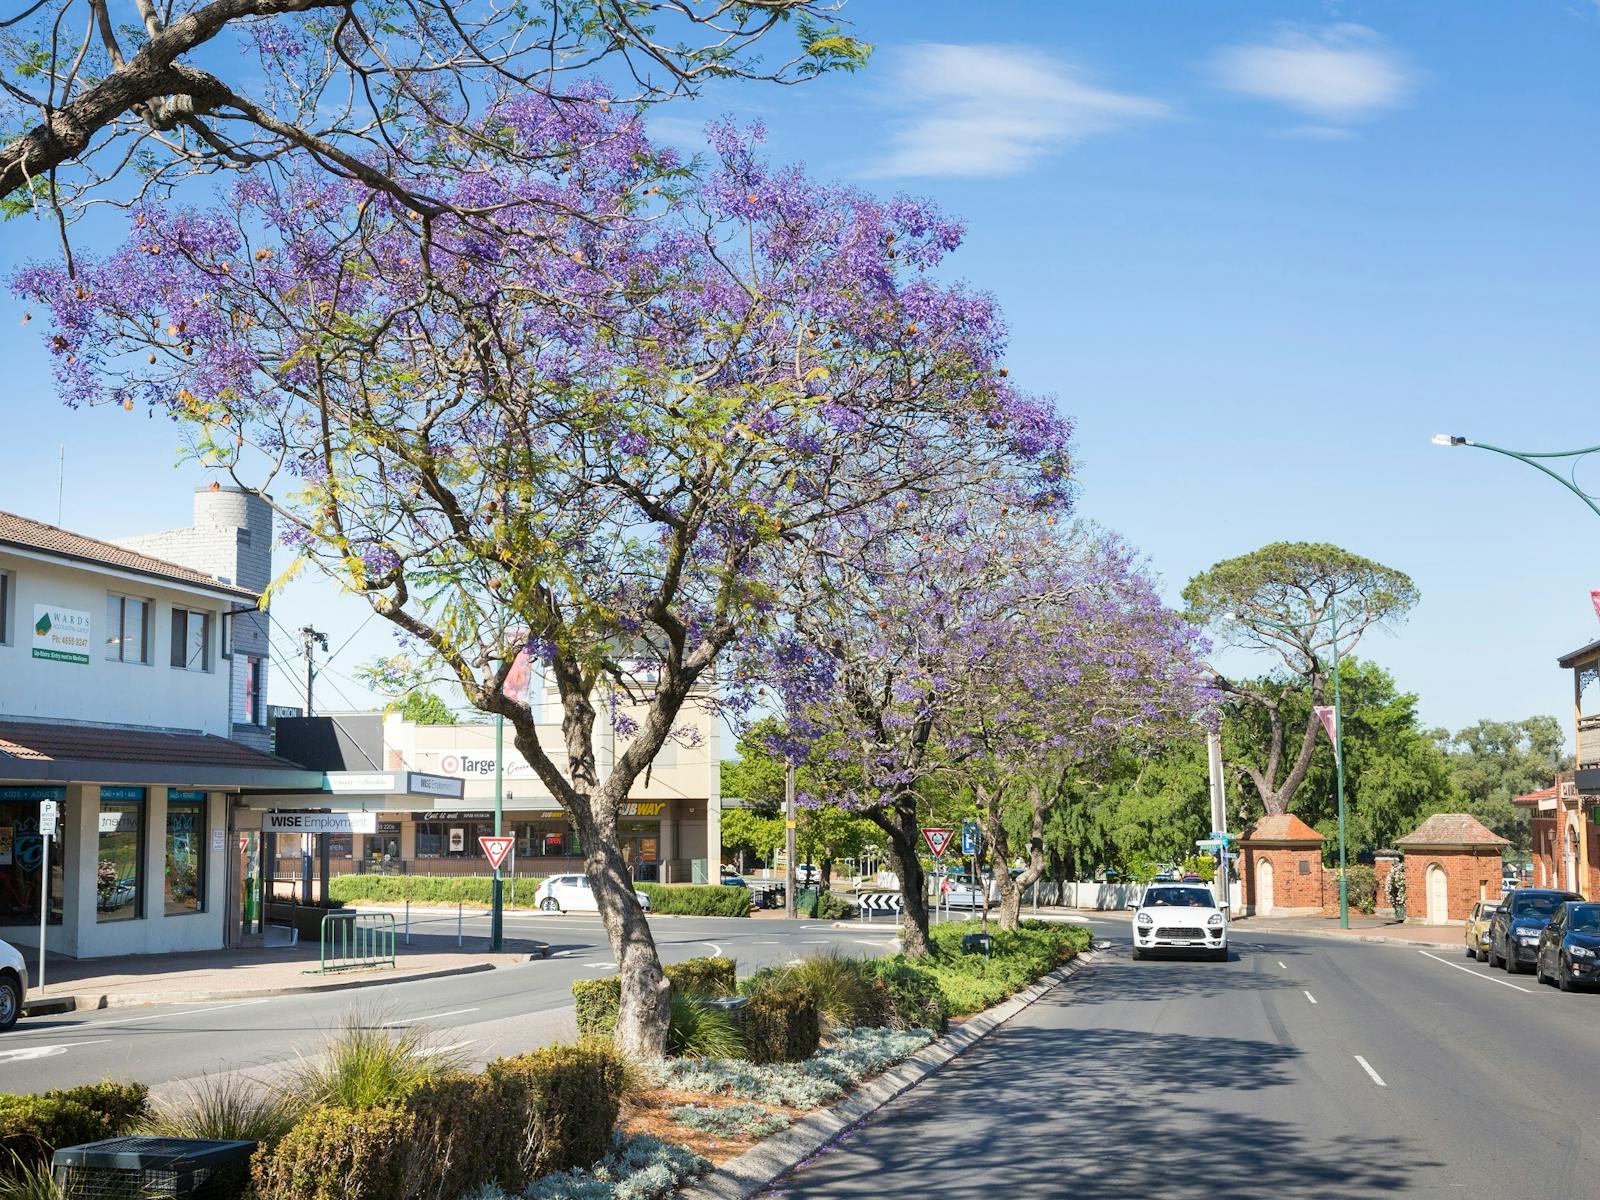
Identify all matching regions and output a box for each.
[986,783,1046,932]
[873,799,931,957]
[582,804,670,1057]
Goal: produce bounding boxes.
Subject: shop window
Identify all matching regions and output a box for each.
[104,593,150,663]
[369,822,402,866]
[516,822,580,857]
[416,821,490,858]
[0,787,63,925]
[165,791,206,915]
[169,608,212,672]
[98,787,146,923]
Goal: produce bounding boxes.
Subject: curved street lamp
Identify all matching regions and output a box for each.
[1432,435,1600,520]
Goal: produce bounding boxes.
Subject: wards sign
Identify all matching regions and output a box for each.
[32,606,90,665]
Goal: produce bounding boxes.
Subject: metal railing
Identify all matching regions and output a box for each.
[317,911,397,974]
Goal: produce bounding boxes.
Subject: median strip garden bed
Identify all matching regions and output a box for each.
[0,919,1087,1200]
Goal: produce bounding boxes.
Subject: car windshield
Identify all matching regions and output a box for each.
[1513,894,1569,918]
[1144,887,1213,908]
[1570,907,1600,934]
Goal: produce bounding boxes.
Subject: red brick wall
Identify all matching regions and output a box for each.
[1373,854,1400,915]
[1404,848,1502,924]
[1242,842,1326,915]
[1530,814,1556,888]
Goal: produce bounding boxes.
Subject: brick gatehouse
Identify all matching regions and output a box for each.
[1395,813,1508,925]
[1240,814,1326,917]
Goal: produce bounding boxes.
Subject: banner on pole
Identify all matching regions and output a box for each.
[1591,590,1600,624]
[1314,705,1338,743]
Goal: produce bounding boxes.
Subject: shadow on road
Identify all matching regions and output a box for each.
[1050,955,1300,1008]
[765,977,1440,1199]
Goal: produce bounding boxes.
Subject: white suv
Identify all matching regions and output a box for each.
[1132,883,1228,961]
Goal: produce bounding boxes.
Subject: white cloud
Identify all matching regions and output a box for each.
[1211,24,1412,122]
[870,43,1167,179]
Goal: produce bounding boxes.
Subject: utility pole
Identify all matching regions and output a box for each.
[299,625,328,716]
[784,760,797,919]
[299,625,329,905]
[1207,730,1230,912]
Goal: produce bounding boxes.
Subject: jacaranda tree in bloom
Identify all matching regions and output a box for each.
[14,107,1070,1053]
[0,0,868,225]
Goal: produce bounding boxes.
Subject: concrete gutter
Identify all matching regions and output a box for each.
[678,950,1100,1200]
[20,954,546,1016]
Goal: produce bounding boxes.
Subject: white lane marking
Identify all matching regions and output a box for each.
[26,998,275,1036]
[418,1039,476,1058]
[701,943,723,958]
[1354,1055,1387,1087]
[1277,961,1287,970]
[755,940,780,945]
[1418,950,1531,993]
[1303,991,1318,1005]
[786,959,804,967]
[0,1040,110,1063]
[382,1008,478,1028]
[585,962,618,970]
[853,939,897,949]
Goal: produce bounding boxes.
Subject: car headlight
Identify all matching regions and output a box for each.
[1517,927,1542,940]
[1136,912,1153,925]
[1572,945,1596,958]
[1207,914,1224,927]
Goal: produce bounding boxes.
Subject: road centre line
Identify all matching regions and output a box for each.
[1277,961,1287,970]
[1304,991,1318,1004]
[382,1008,478,1027]
[1418,950,1532,993]
[0,1039,111,1063]
[1354,1055,1387,1087]
[54,998,273,1033]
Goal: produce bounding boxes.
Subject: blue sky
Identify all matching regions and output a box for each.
[2,2,1598,737]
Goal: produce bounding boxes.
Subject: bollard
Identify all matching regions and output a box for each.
[405,900,411,946]
[457,900,463,948]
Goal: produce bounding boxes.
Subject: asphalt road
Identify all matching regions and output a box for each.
[764,914,1600,1200]
[2,913,895,1095]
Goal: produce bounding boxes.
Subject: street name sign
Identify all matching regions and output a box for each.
[479,836,515,871]
[921,827,954,858]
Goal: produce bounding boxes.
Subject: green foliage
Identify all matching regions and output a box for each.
[651,1028,934,1111]
[0,1083,149,1175]
[742,983,821,1065]
[718,806,784,867]
[146,1073,297,1148]
[867,959,950,1034]
[0,1154,62,1200]
[912,921,1088,1015]
[399,690,459,724]
[798,888,854,919]
[664,956,737,997]
[777,951,885,1032]
[667,993,745,1060]
[485,1043,628,1180]
[669,1103,791,1139]
[291,1011,465,1108]
[1342,864,1377,914]
[327,875,546,906]
[251,1105,416,1200]
[572,977,622,1040]
[634,883,750,917]
[1432,716,1562,854]
[516,1132,710,1200]
[404,1072,522,1200]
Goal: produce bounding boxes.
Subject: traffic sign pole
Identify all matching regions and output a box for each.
[492,714,504,953]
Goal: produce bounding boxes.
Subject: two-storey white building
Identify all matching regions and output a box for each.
[0,497,320,959]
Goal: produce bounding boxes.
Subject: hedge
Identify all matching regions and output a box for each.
[0,1082,150,1174]
[868,958,949,1034]
[743,983,821,1065]
[635,883,751,917]
[915,920,1090,1015]
[486,1043,628,1182]
[327,875,544,907]
[573,956,737,1039]
[404,1072,521,1200]
[251,1105,416,1200]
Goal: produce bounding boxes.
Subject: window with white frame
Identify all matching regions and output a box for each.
[169,607,212,671]
[104,593,150,663]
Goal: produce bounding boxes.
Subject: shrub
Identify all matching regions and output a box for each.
[145,1073,297,1149]
[573,977,622,1040]
[403,1071,523,1200]
[784,951,882,1032]
[634,884,750,917]
[663,956,737,997]
[668,992,745,1060]
[0,1083,149,1175]
[669,1103,790,1139]
[328,876,545,907]
[1344,864,1378,914]
[511,1132,709,1200]
[486,1043,628,1183]
[291,1010,466,1108]
[907,920,1089,1016]
[250,1105,415,1200]
[743,983,820,1065]
[797,889,854,920]
[868,959,949,1034]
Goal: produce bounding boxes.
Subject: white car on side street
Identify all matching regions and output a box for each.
[534,874,653,914]
[1132,882,1228,961]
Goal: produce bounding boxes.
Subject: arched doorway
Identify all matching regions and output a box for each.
[1426,864,1448,925]
[1256,859,1274,916]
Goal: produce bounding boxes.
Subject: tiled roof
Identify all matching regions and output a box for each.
[0,510,254,600]
[1512,785,1559,808]
[1244,813,1324,842]
[1396,813,1510,848]
[0,721,299,771]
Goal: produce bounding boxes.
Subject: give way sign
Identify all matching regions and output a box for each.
[479,835,515,872]
[921,827,954,859]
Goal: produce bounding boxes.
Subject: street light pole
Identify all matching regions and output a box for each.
[1330,596,1349,930]
[1432,435,1600,520]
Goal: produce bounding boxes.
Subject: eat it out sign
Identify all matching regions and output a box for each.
[479,835,515,871]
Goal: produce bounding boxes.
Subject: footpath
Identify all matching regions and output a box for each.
[21,927,546,1015]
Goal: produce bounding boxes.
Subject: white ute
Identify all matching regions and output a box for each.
[1132,882,1228,961]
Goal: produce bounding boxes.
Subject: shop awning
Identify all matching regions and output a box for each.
[0,721,324,790]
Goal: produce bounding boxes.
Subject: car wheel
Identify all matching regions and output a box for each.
[1558,956,1576,992]
[539,898,560,913]
[1536,955,1550,985]
[1506,953,1523,975]
[1132,947,1145,960]
[0,977,20,1032]
[1475,947,1488,963]
[1489,943,1504,970]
